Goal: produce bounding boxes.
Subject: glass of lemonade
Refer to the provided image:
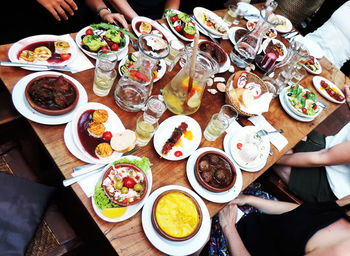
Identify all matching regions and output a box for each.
[135,115,159,146]
[165,40,185,72]
[223,4,238,26]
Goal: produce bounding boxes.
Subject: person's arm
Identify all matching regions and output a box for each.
[344,84,350,110]
[106,0,138,22]
[233,194,298,214]
[37,0,78,21]
[276,141,350,167]
[164,0,180,11]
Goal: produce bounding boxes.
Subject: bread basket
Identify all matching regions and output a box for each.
[225,71,268,117]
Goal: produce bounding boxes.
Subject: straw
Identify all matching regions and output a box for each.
[187,33,199,98]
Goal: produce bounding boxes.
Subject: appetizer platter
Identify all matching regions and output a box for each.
[302,56,322,75]
[11,71,87,125]
[153,115,201,160]
[92,155,153,222]
[260,38,287,62]
[165,9,197,41]
[141,185,210,256]
[118,52,166,82]
[75,22,130,60]
[312,76,346,104]
[8,34,77,71]
[193,7,229,37]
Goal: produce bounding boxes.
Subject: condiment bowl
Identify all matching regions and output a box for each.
[194,151,236,192]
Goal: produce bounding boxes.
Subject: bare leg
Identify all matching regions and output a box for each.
[272,149,293,184]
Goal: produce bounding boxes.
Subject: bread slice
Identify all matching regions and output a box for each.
[110,129,136,153]
[234,88,254,108]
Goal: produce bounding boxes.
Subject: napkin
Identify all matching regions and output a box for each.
[60,34,94,73]
[248,115,288,151]
[71,166,105,197]
[240,92,273,115]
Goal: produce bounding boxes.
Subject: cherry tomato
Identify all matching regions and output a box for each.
[302,108,307,114]
[336,94,345,102]
[86,28,93,35]
[237,143,243,150]
[312,103,317,110]
[206,21,213,27]
[118,30,123,38]
[123,177,136,188]
[103,131,112,141]
[175,25,182,32]
[320,80,327,89]
[327,88,336,97]
[303,95,307,100]
[174,151,183,157]
[111,43,119,51]
[170,15,178,23]
[101,46,109,53]
[60,53,71,61]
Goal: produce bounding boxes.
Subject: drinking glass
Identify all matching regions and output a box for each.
[232,6,246,25]
[165,40,185,72]
[223,4,238,26]
[288,67,306,87]
[135,115,159,146]
[143,95,167,124]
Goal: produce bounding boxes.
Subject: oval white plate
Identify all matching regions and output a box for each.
[269,14,292,33]
[312,76,346,104]
[186,147,242,203]
[118,51,166,82]
[91,155,152,222]
[261,38,287,62]
[237,2,260,21]
[131,16,177,43]
[193,7,229,37]
[228,26,248,45]
[75,25,129,60]
[11,71,88,125]
[303,57,322,75]
[70,102,125,164]
[8,34,77,71]
[153,115,202,161]
[141,185,210,256]
[165,9,197,42]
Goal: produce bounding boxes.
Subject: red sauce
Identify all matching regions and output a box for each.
[77,110,108,159]
[17,41,68,63]
[135,21,168,42]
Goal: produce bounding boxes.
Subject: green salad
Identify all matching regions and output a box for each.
[286,85,319,116]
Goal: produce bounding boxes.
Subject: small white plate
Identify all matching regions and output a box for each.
[118,51,166,82]
[70,102,125,164]
[279,88,314,122]
[193,7,229,37]
[91,155,153,222]
[186,147,243,203]
[246,21,277,39]
[8,34,77,71]
[228,26,248,45]
[153,115,202,161]
[237,2,260,21]
[75,26,129,61]
[303,57,322,75]
[312,76,346,104]
[141,185,210,256]
[260,38,287,62]
[131,16,177,43]
[269,14,292,33]
[11,71,88,125]
[165,9,197,42]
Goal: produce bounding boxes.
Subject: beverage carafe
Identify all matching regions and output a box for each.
[114,34,169,112]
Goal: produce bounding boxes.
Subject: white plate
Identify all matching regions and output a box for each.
[237,2,260,21]
[11,71,88,125]
[228,26,248,45]
[153,115,202,161]
[75,25,129,61]
[303,57,322,75]
[8,34,77,71]
[193,7,229,37]
[192,18,222,39]
[260,38,287,62]
[118,51,166,82]
[269,14,292,33]
[70,102,125,164]
[186,147,243,203]
[246,21,277,39]
[141,185,210,256]
[279,88,314,122]
[131,16,177,43]
[165,9,197,42]
[312,76,346,104]
[91,155,152,222]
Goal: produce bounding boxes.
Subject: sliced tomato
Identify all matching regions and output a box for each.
[183,31,195,39]
[101,46,109,53]
[237,143,243,150]
[302,108,307,114]
[170,15,178,23]
[123,177,136,188]
[111,43,119,51]
[86,28,93,35]
[129,69,149,82]
[118,30,123,38]
[103,131,112,141]
[174,151,183,157]
[60,53,71,61]
[175,25,182,32]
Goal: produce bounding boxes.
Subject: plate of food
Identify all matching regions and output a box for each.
[260,38,287,62]
[165,9,197,41]
[92,155,152,222]
[285,84,322,118]
[153,115,201,161]
[228,27,248,45]
[246,21,277,39]
[70,102,131,164]
[8,34,77,71]
[11,71,88,125]
[268,14,293,33]
[141,185,210,256]
[302,55,322,74]
[75,22,130,60]
[186,147,243,203]
[312,76,346,104]
[118,52,166,82]
[193,7,229,37]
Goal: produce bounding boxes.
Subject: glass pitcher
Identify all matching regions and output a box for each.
[114,34,169,112]
[162,49,219,115]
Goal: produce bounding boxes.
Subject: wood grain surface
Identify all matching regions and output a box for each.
[0,6,349,256]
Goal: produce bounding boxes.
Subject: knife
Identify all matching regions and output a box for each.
[190,16,221,45]
[0,61,77,73]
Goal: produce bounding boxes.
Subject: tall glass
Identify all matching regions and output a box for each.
[135,115,158,146]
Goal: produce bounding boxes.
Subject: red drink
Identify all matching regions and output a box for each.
[260,51,278,70]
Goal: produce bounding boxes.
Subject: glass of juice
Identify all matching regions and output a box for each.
[135,115,159,146]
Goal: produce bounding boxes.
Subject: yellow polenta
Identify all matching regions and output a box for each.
[156,192,200,238]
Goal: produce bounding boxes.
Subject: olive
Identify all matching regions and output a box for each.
[82,44,90,51]
[133,183,143,191]
[121,187,129,194]
[115,181,123,190]
[81,35,86,40]
[287,92,292,96]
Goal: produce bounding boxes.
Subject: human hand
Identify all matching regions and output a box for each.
[219,203,238,230]
[101,13,128,28]
[231,194,250,206]
[37,0,78,21]
[344,84,350,110]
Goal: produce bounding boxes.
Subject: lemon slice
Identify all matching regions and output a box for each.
[187,91,201,108]
[102,207,127,218]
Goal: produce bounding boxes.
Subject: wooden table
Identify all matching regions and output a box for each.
[1,7,349,256]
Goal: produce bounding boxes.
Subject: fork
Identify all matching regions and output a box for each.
[256,128,283,137]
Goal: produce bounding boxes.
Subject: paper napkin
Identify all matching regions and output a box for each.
[71,166,105,197]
